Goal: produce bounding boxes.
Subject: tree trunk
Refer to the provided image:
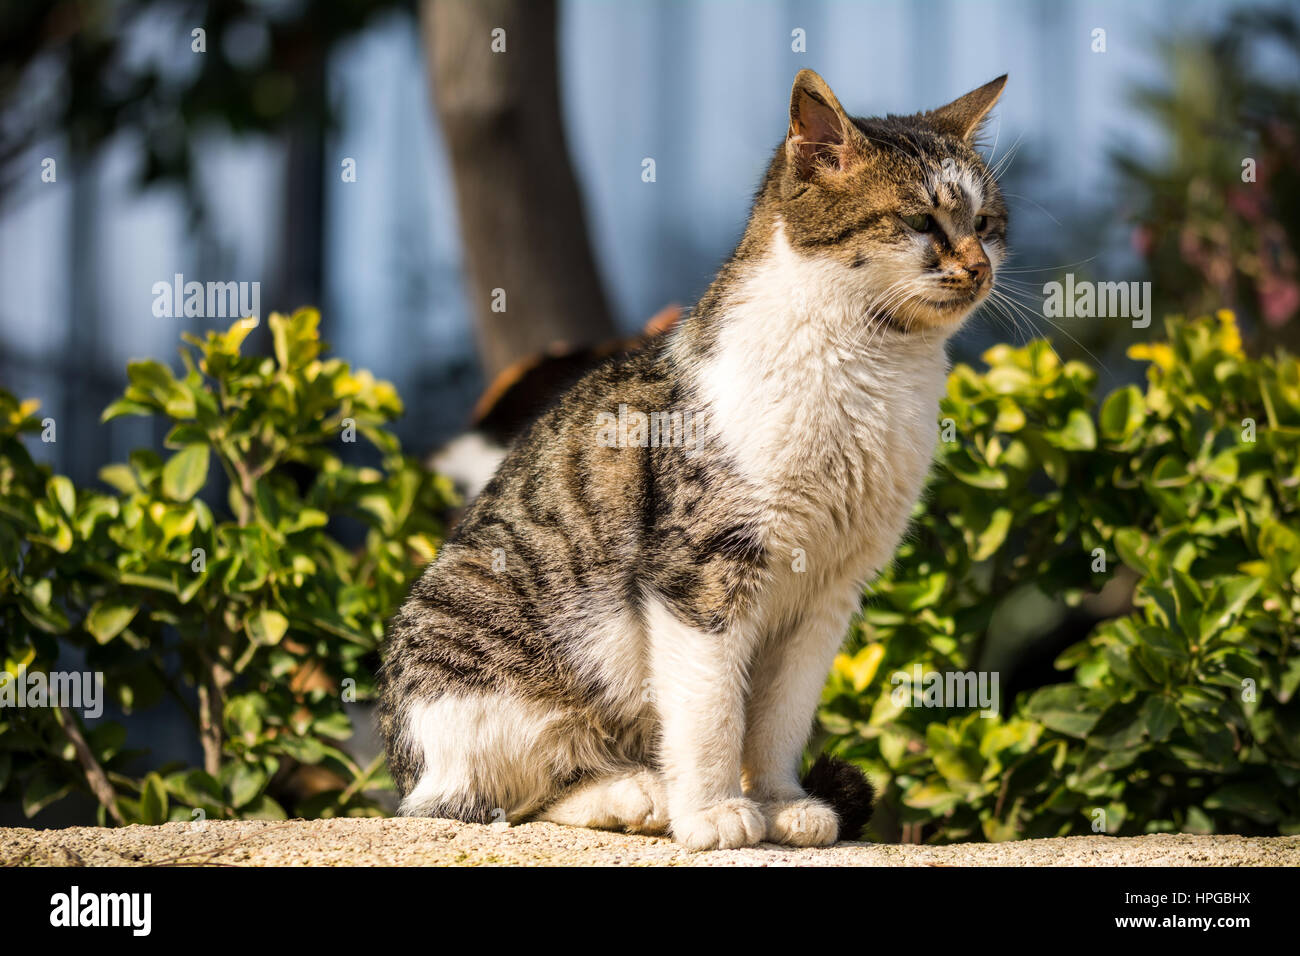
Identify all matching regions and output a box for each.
[275,44,326,316]
[422,0,616,381]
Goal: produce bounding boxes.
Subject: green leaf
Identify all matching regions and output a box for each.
[1202,576,1262,640]
[101,398,154,422]
[240,794,288,821]
[1204,782,1282,824]
[1202,449,1239,483]
[85,599,139,644]
[166,769,223,809]
[26,578,52,610]
[23,769,71,818]
[1099,385,1145,443]
[118,571,178,594]
[164,423,208,448]
[1050,408,1097,451]
[971,508,1012,561]
[1170,571,1204,640]
[884,572,948,611]
[1150,455,1192,487]
[981,816,1020,842]
[139,772,169,825]
[903,782,961,812]
[947,459,1008,490]
[1113,528,1150,575]
[840,644,885,692]
[994,398,1026,432]
[246,608,289,646]
[161,444,210,502]
[225,762,268,809]
[1088,700,1146,750]
[47,475,76,518]
[312,711,354,741]
[1140,696,1179,742]
[1026,685,1098,738]
[103,461,143,496]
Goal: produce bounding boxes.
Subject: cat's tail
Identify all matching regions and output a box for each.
[801,755,876,842]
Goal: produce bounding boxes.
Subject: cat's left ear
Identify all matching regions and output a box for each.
[924,75,1007,143]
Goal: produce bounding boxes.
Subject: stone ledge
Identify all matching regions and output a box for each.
[2,818,1297,866]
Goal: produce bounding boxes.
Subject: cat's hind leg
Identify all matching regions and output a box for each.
[535,769,668,834]
[395,691,569,824]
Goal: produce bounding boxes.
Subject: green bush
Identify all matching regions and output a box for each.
[5,308,1297,839]
[819,311,1300,841]
[1,309,454,824]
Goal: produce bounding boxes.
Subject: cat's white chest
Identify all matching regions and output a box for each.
[692,229,950,598]
[704,338,944,586]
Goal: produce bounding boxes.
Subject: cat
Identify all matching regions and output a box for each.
[378,68,1008,850]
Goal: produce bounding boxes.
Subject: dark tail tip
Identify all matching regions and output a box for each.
[801,754,876,842]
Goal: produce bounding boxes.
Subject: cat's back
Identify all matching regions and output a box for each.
[456,339,676,572]
[383,344,675,678]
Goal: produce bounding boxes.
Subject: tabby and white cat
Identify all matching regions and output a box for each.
[379,69,1008,849]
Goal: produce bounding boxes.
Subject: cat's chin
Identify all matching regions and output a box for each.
[898,289,989,332]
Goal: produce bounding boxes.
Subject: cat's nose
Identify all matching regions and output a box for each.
[963,260,991,288]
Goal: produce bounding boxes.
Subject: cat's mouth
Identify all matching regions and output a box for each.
[919,290,983,311]
[899,286,991,330]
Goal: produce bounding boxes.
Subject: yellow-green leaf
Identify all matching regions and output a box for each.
[86,599,139,644]
[246,608,289,645]
[47,475,76,518]
[161,445,210,502]
[1099,385,1144,443]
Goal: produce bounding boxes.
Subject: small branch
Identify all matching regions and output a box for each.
[197,660,231,778]
[230,455,257,528]
[56,706,125,825]
[197,625,233,779]
[338,752,387,805]
[214,445,251,526]
[197,682,221,778]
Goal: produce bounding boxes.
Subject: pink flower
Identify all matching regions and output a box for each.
[1259,275,1300,327]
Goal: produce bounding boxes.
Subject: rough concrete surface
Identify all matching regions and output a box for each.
[1,818,1297,866]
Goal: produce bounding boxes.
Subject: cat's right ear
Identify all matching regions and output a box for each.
[786,69,868,180]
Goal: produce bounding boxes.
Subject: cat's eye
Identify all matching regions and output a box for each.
[902,213,934,233]
[974,214,989,232]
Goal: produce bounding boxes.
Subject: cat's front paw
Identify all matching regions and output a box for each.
[672,798,766,851]
[760,796,839,847]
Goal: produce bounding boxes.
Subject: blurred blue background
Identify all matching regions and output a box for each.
[0,0,1287,485]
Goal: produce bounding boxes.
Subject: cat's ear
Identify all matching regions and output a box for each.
[924,75,1007,143]
[786,69,868,180]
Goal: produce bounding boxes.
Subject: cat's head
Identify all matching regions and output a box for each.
[757,69,1008,334]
